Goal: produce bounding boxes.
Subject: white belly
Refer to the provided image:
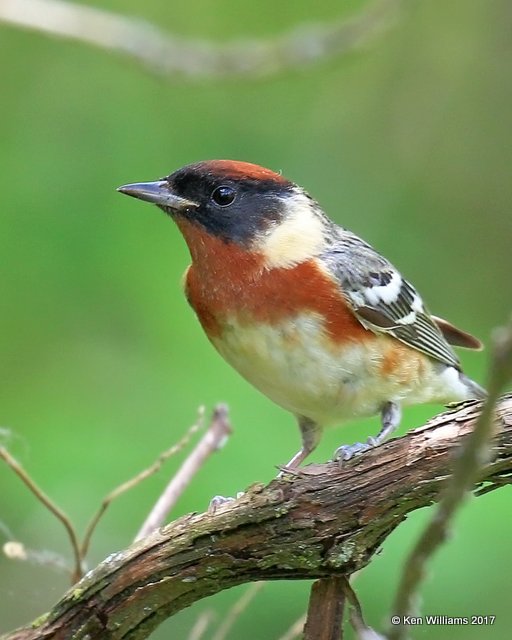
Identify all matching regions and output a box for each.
[211,313,457,426]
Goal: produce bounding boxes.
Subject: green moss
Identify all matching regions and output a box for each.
[31,612,50,628]
[327,540,358,568]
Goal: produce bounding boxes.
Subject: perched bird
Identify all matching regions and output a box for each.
[118,160,486,468]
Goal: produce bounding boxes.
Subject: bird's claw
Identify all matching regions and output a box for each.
[208,492,244,514]
[277,464,304,478]
[333,440,373,464]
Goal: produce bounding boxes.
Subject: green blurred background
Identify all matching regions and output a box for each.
[1,0,511,637]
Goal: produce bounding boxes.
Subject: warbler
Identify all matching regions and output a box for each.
[118,160,485,468]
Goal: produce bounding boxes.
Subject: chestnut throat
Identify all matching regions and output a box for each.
[176,218,367,343]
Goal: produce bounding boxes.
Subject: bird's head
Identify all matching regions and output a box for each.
[118,160,329,269]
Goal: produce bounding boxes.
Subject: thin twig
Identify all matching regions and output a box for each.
[0,0,400,80]
[80,407,205,559]
[211,582,265,640]
[277,614,307,640]
[3,541,70,574]
[389,318,512,640]
[342,578,385,640]
[135,404,232,541]
[187,610,216,640]
[474,473,512,497]
[342,578,367,632]
[0,447,83,583]
[303,577,346,640]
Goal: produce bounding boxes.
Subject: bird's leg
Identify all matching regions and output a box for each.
[334,401,402,462]
[211,418,321,505]
[368,401,402,447]
[282,416,322,471]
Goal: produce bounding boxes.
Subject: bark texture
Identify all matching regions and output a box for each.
[4,396,512,640]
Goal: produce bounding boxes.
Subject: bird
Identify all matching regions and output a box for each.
[117,160,486,469]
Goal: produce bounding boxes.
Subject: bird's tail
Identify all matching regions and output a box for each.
[460,373,487,400]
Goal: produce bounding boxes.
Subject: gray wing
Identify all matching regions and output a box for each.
[321,229,461,369]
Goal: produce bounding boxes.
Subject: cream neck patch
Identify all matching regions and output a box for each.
[257,190,326,269]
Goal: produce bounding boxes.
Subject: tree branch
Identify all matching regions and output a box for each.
[0,0,400,80]
[3,394,511,640]
[303,578,345,640]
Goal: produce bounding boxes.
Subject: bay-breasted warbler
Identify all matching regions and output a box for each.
[118,160,485,468]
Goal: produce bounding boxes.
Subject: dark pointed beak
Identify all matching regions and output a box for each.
[117,180,198,212]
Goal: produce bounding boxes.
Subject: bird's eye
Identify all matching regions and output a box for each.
[211,185,236,207]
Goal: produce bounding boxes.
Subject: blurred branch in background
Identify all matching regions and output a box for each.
[186,611,216,640]
[211,582,265,640]
[342,578,385,640]
[0,0,400,79]
[2,541,70,575]
[276,614,307,640]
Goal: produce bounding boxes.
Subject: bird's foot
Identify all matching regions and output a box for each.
[333,440,373,463]
[277,464,306,479]
[334,401,402,464]
[208,492,244,514]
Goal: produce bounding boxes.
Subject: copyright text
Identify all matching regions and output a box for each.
[390,615,496,626]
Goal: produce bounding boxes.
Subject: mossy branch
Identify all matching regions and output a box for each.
[3,395,512,640]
